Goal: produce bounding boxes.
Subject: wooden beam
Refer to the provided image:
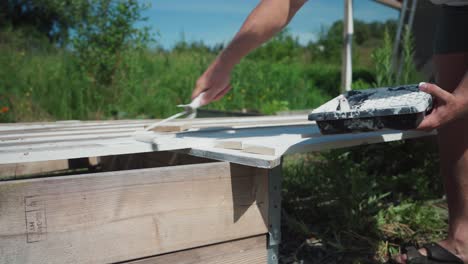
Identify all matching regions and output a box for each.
[0,160,69,179]
[125,235,267,264]
[0,162,268,264]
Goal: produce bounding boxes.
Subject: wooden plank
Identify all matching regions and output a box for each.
[0,126,142,140]
[0,138,156,164]
[0,117,309,144]
[0,162,268,264]
[125,235,267,264]
[183,147,281,169]
[241,129,436,156]
[215,140,243,150]
[0,121,152,133]
[0,160,69,179]
[0,131,134,147]
[0,115,307,134]
[99,152,213,171]
[149,123,192,133]
[0,158,100,180]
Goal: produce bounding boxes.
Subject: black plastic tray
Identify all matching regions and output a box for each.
[308,85,432,134]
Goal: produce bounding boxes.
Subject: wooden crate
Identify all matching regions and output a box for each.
[0,160,269,264]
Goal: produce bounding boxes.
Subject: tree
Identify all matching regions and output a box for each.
[72,0,150,86]
[0,0,89,44]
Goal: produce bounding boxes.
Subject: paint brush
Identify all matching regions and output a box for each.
[144,92,206,131]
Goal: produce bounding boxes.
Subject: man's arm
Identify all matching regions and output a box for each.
[417,71,468,130]
[192,0,308,106]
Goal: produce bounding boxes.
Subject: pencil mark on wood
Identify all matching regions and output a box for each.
[24,196,47,243]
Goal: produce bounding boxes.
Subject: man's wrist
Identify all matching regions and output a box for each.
[214,51,238,72]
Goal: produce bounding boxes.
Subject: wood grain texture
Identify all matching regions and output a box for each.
[0,162,268,264]
[149,123,192,133]
[0,160,69,179]
[125,235,267,264]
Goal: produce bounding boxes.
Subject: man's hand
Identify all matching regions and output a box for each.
[417,82,468,130]
[192,59,233,106]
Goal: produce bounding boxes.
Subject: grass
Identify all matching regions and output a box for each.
[281,140,446,263]
[1,44,335,122]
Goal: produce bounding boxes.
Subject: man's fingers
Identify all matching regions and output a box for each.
[416,116,437,131]
[213,84,232,101]
[192,79,208,99]
[419,82,452,102]
[199,86,224,106]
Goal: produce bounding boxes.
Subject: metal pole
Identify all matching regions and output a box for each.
[267,162,283,264]
[341,0,354,93]
[397,0,418,81]
[392,0,408,72]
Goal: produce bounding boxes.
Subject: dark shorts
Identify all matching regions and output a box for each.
[434,5,468,55]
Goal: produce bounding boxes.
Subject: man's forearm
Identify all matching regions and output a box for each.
[191,0,307,103]
[215,0,307,69]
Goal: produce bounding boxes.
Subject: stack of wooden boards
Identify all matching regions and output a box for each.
[0,115,435,169]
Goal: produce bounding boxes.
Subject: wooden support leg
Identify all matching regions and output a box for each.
[267,161,283,264]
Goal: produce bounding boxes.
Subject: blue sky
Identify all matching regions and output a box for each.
[140,0,399,49]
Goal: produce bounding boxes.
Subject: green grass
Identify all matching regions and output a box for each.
[281,140,446,263]
[1,46,336,121]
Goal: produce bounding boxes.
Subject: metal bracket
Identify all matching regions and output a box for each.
[267,162,283,264]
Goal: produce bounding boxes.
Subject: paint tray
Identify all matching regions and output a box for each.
[308,84,433,134]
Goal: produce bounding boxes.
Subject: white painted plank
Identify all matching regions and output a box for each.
[0,120,152,132]
[0,116,436,169]
[182,147,281,169]
[0,133,134,150]
[0,115,305,130]
[0,125,146,139]
[0,138,155,165]
[241,129,436,156]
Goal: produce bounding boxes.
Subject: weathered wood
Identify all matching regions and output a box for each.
[0,162,268,264]
[125,235,267,264]
[183,147,281,169]
[0,160,69,179]
[149,123,192,133]
[215,140,243,150]
[99,151,213,171]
